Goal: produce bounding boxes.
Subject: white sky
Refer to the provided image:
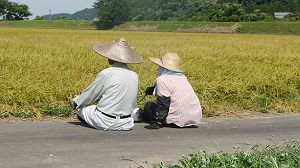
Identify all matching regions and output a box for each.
[11,0,96,19]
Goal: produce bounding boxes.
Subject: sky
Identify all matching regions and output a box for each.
[11,0,96,20]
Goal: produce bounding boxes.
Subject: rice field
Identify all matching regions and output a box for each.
[0,28,299,118]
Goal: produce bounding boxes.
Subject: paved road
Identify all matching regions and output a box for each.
[0,114,300,168]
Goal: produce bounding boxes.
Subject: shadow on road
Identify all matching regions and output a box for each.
[67,121,95,129]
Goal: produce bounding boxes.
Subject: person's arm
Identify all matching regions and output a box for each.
[74,73,106,107]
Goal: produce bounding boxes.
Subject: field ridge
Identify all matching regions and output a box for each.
[1,20,300,35]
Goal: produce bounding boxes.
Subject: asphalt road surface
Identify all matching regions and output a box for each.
[1,114,300,168]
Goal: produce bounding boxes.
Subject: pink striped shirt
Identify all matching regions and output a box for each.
[156,74,202,127]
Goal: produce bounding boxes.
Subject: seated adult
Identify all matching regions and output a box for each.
[139,52,202,129]
[69,38,143,130]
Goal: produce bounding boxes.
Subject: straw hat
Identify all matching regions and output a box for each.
[148,52,183,72]
[92,38,143,64]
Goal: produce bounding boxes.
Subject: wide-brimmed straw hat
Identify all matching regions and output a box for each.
[148,52,183,72]
[92,38,143,64]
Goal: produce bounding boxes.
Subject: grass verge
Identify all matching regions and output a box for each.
[155,140,300,168]
[116,21,300,35]
[1,20,300,35]
[0,20,96,29]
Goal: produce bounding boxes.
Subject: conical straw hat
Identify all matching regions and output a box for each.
[92,38,143,64]
[148,52,183,72]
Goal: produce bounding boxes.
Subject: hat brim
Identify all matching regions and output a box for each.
[148,57,183,72]
[92,39,143,64]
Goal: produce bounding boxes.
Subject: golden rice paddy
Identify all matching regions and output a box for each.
[0,28,299,118]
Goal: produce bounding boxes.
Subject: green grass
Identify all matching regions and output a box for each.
[1,20,300,35]
[202,110,219,118]
[41,104,72,117]
[236,22,300,35]
[117,21,236,31]
[155,140,300,168]
[116,21,300,35]
[0,20,96,29]
[0,111,9,119]
[10,111,34,118]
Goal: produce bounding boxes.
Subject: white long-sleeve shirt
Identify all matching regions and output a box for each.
[74,62,139,117]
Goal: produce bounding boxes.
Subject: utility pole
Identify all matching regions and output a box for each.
[49,9,51,20]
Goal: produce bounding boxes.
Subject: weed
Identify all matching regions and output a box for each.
[0,111,9,119]
[155,140,300,168]
[202,110,219,118]
[41,104,72,117]
[10,111,34,118]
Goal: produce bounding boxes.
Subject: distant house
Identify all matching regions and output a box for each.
[274,12,292,19]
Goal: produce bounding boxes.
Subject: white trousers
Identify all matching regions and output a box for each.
[76,105,134,131]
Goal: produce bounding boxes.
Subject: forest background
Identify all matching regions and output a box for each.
[1,0,300,29]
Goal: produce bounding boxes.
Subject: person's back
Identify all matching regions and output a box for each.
[138,52,202,129]
[156,73,202,127]
[97,63,138,117]
[68,38,143,131]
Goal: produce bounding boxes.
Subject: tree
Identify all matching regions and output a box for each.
[0,0,9,18]
[0,0,32,20]
[185,0,212,21]
[94,0,130,30]
[204,3,247,22]
[35,15,43,20]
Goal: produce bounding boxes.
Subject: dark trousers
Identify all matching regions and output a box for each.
[142,101,198,128]
[142,101,158,123]
[142,101,179,128]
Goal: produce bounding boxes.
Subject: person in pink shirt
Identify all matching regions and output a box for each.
[140,52,202,129]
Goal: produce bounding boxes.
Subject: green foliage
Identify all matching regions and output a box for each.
[0,111,9,119]
[234,21,300,34]
[35,15,43,20]
[0,0,7,16]
[283,13,300,21]
[41,105,72,117]
[203,110,219,118]
[90,0,299,24]
[202,3,273,22]
[10,111,34,118]
[94,0,130,29]
[246,9,270,21]
[0,0,32,20]
[204,3,247,22]
[0,20,96,29]
[115,21,300,35]
[155,140,300,168]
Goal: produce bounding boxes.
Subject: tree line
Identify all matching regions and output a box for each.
[94,0,300,29]
[1,0,299,29]
[0,0,31,20]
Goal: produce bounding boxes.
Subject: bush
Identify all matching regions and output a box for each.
[284,13,300,21]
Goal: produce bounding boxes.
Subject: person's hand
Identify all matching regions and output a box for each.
[145,86,155,95]
[68,97,78,110]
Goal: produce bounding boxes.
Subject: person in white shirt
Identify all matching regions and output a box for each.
[69,38,143,131]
